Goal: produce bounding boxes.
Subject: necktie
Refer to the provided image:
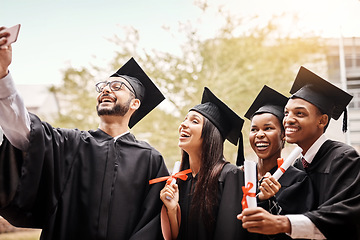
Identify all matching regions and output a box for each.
[302,157,309,169]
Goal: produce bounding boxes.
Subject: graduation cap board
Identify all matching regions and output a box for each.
[244,85,288,123]
[111,57,165,128]
[290,66,353,132]
[190,87,245,166]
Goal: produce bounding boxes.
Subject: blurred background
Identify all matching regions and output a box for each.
[1,0,360,237]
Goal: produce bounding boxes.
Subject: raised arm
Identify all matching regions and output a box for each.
[0,26,12,77]
[0,26,30,151]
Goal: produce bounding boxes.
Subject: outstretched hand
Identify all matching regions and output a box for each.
[237,207,291,235]
[0,26,12,78]
[258,172,281,201]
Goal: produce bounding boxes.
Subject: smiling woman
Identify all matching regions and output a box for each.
[243,85,314,240]
[245,86,288,178]
[158,87,249,240]
[178,111,204,157]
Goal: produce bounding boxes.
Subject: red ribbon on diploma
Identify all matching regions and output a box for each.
[149,169,192,185]
[241,182,256,209]
[277,158,285,173]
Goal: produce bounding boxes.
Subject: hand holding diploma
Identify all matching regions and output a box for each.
[238,207,291,235]
[257,146,302,201]
[257,172,281,201]
[150,161,192,202]
[272,146,302,180]
[149,161,191,186]
[159,162,183,240]
[159,162,183,213]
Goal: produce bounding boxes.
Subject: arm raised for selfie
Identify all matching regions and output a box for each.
[0,26,30,151]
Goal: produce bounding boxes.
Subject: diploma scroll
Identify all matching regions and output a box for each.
[272,146,303,180]
[166,161,181,200]
[243,160,257,209]
[169,161,181,186]
[149,161,191,186]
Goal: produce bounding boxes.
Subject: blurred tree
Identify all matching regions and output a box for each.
[49,67,98,130]
[49,8,324,167]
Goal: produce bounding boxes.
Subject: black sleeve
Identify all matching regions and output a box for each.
[0,113,81,228]
[129,151,169,240]
[305,148,360,239]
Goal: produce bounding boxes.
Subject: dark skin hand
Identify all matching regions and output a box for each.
[237,207,291,235]
[257,172,281,201]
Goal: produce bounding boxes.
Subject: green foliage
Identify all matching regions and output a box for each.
[49,67,98,130]
[50,10,323,168]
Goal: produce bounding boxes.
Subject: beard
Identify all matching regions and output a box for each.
[97,98,132,117]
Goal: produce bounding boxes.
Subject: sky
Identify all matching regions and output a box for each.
[2,0,360,86]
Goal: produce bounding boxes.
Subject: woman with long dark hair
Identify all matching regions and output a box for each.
[159,87,250,240]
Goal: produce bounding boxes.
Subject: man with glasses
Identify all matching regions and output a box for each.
[0,26,168,240]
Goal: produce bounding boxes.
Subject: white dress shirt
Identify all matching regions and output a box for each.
[0,126,3,145]
[0,72,30,151]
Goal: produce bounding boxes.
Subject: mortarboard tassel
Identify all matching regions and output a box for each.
[342,108,348,133]
[236,132,245,166]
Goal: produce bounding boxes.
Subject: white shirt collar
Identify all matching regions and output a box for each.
[113,131,130,142]
[302,134,328,164]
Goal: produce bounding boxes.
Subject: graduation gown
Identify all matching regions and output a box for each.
[294,139,360,240]
[256,165,314,240]
[176,163,251,240]
[0,113,169,240]
[270,165,314,215]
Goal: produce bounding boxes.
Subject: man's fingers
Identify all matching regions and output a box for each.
[242,213,264,222]
[242,207,264,215]
[245,226,264,234]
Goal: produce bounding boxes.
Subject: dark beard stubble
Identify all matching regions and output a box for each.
[97,97,132,117]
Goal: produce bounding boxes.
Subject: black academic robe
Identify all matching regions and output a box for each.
[256,165,314,240]
[270,165,314,215]
[0,113,169,240]
[294,139,360,240]
[176,163,251,240]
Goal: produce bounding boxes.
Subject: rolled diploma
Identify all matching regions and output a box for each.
[272,146,303,180]
[244,160,257,208]
[166,161,181,200]
[169,161,181,186]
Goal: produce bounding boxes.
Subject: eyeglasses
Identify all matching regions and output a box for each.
[95,81,135,95]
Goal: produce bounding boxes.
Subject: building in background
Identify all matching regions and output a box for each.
[16,84,60,122]
[324,37,360,151]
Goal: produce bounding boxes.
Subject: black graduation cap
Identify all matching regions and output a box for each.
[290,66,353,132]
[190,87,245,166]
[110,57,165,128]
[244,85,288,123]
